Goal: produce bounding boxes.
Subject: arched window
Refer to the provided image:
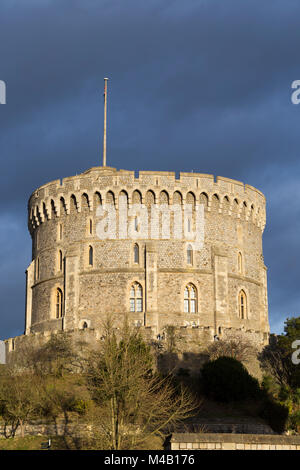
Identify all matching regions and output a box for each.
[58,250,63,271]
[134,244,139,264]
[238,252,243,274]
[56,288,63,319]
[36,257,40,280]
[239,290,247,319]
[82,322,88,329]
[59,223,63,241]
[89,246,93,266]
[187,245,193,265]
[130,283,143,312]
[184,284,197,313]
[70,194,78,213]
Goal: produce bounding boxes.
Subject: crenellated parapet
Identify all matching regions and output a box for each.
[28,167,266,233]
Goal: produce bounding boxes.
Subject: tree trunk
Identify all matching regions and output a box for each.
[20,420,25,438]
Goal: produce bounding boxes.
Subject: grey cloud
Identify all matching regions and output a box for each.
[0,0,299,337]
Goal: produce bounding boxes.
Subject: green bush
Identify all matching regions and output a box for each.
[201,356,261,402]
[259,400,289,434]
[261,375,280,397]
[288,410,300,432]
[68,398,91,415]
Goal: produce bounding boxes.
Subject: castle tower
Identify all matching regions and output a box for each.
[21,166,269,347]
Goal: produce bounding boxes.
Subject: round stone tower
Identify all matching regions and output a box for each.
[23,166,269,346]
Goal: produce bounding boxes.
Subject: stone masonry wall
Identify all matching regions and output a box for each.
[6,166,269,356]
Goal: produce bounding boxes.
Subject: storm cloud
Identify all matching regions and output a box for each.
[0,0,299,338]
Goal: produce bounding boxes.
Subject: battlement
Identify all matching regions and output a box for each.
[28,167,266,233]
[4,324,268,360]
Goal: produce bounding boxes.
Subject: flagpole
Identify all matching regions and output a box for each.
[103,78,109,167]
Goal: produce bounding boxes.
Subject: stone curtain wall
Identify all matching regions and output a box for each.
[171,433,300,451]
[0,420,90,439]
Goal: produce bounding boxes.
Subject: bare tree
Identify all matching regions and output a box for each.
[205,330,259,363]
[86,318,199,450]
[0,368,43,437]
[258,334,297,388]
[0,336,92,439]
[13,332,90,376]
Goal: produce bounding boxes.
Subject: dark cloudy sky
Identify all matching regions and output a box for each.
[0,0,299,339]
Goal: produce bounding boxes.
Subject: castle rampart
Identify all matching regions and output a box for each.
[5,166,269,361]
